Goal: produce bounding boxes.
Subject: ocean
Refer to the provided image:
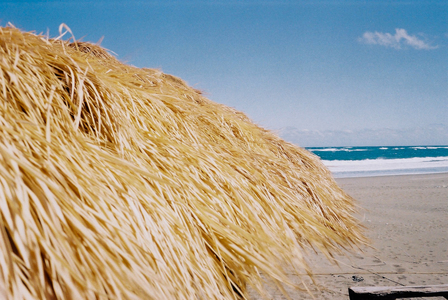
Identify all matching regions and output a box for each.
[306,146,448,178]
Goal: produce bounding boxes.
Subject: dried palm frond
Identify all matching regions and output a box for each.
[0,26,367,300]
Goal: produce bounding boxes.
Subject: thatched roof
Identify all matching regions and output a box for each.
[0,26,366,299]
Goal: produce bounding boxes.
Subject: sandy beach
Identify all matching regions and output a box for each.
[250,173,448,299]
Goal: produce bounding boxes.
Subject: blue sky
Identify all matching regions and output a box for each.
[1,0,447,146]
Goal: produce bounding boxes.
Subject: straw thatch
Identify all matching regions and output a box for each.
[0,26,367,300]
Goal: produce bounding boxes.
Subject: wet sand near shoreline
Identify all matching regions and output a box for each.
[250,173,448,299]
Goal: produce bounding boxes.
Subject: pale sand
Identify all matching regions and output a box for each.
[250,173,448,299]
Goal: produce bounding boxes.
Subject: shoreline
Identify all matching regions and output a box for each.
[251,172,448,299]
[331,170,448,179]
[334,171,448,179]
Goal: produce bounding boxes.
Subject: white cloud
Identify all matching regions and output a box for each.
[279,125,448,147]
[359,28,437,50]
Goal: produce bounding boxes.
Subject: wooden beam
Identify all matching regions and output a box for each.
[348,284,448,299]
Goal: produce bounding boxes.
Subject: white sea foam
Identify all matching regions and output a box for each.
[323,156,448,178]
[410,146,448,150]
[308,148,367,152]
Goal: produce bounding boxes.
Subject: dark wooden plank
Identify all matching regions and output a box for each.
[348,284,448,300]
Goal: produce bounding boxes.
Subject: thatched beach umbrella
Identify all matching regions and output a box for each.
[0,26,366,299]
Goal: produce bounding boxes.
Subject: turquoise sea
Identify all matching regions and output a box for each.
[306,146,448,178]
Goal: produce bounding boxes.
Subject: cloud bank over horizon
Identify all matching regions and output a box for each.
[359,28,437,50]
[279,125,448,147]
